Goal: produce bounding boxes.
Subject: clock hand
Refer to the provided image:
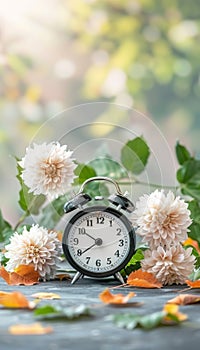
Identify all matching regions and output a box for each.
[81,238,103,254]
[84,232,96,241]
[81,242,96,255]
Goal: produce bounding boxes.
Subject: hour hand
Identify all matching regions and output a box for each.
[84,232,96,241]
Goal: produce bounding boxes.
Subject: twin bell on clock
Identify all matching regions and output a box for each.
[62,176,136,284]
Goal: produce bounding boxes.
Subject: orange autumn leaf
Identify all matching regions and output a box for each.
[99,288,136,304]
[31,292,61,300]
[0,265,39,286]
[127,269,162,289]
[185,279,200,288]
[0,291,35,309]
[167,294,200,305]
[183,238,200,254]
[9,323,53,335]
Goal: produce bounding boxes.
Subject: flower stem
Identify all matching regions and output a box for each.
[117,179,178,191]
[14,211,29,231]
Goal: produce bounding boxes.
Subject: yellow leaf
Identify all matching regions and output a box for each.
[127,269,162,289]
[31,292,61,300]
[9,323,53,335]
[163,303,188,322]
[99,288,136,305]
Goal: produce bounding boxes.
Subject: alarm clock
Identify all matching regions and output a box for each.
[62,176,136,284]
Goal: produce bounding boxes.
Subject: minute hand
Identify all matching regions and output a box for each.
[81,242,96,255]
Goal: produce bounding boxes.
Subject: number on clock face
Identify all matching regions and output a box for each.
[66,209,131,274]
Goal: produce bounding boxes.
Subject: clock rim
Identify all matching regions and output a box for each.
[62,205,136,278]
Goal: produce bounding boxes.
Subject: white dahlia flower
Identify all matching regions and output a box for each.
[141,244,195,285]
[5,225,62,280]
[19,142,76,199]
[132,190,192,248]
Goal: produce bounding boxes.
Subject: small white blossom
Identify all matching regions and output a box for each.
[5,225,62,280]
[141,244,195,285]
[132,189,192,248]
[19,142,76,199]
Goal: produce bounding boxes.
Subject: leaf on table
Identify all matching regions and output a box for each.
[127,269,162,288]
[34,304,93,320]
[0,291,35,309]
[55,273,71,281]
[163,304,188,323]
[185,279,200,288]
[31,292,61,300]
[99,288,136,305]
[110,304,187,330]
[0,265,39,285]
[9,322,53,335]
[167,294,200,305]
[110,311,165,330]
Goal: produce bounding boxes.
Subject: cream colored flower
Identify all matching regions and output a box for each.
[19,142,76,199]
[141,244,195,285]
[5,225,62,279]
[132,190,192,248]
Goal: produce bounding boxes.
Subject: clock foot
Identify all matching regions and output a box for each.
[71,272,84,284]
[114,272,125,284]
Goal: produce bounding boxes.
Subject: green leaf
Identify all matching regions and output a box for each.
[89,155,127,179]
[74,163,97,185]
[121,137,150,175]
[188,200,200,224]
[187,200,200,245]
[121,248,145,276]
[175,141,191,165]
[138,311,166,329]
[16,160,46,214]
[0,210,13,243]
[34,304,93,320]
[177,159,200,200]
[110,313,138,330]
[111,311,166,330]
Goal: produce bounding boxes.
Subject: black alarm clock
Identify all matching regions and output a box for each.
[62,176,136,284]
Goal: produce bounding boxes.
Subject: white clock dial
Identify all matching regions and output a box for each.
[63,207,134,276]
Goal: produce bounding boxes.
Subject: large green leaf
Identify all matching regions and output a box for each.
[0,210,13,243]
[121,137,150,175]
[89,155,127,179]
[187,200,200,245]
[177,159,200,200]
[74,163,97,185]
[16,160,46,215]
[175,141,191,165]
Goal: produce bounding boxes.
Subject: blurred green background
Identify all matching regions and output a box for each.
[0,0,200,224]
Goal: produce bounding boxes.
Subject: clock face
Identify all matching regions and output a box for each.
[62,206,135,278]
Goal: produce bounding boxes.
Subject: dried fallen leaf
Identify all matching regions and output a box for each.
[31,292,61,300]
[99,288,136,305]
[167,294,200,305]
[55,273,71,281]
[185,280,200,288]
[183,238,200,253]
[0,265,39,286]
[9,323,53,335]
[0,291,35,309]
[127,269,162,288]
[163,303,188,323]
